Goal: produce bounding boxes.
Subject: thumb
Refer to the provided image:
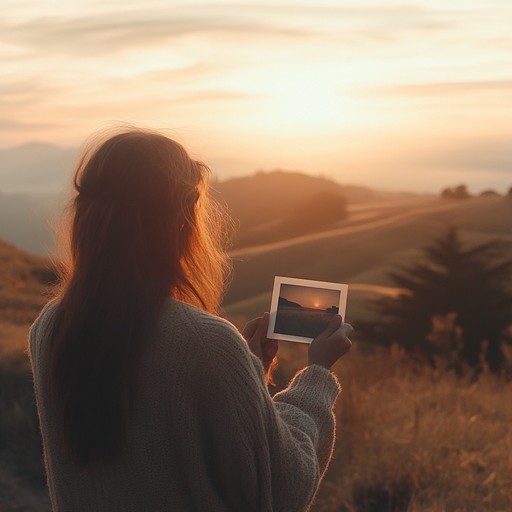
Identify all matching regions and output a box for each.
[254,312,270,338]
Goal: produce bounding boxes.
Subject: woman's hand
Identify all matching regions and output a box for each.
[308,315,353,370]
[242,313,279,375]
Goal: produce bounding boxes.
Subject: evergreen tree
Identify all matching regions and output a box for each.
[367,228,512,371]
[441,184,470,200]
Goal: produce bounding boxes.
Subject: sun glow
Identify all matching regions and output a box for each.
[235,58,367,135]
[267,88,342,133]
[267,80,364,132]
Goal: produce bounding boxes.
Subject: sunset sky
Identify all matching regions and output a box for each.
[2,0,511,192]
[280,284,341,310]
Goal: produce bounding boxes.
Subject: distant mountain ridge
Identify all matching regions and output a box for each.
[0,142,76,195]
[0,142,430,255]
[0,191,59,255]
[278,296,302,308]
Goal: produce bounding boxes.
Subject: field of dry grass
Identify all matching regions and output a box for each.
[0,239,54,510]
[323,346,512,512]
[0,239,55,325]
[249,339,512,512]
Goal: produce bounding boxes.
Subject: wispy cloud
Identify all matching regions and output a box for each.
[0,119,65,131]
[177,90,254,103]
[0,79,65,106]
[0,10,308,57]
[419,138,512,174]
[0,3,459,59]
[370,79,512,96]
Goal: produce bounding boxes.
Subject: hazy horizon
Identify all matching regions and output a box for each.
[2,0,511,193]
[280,284,341,310]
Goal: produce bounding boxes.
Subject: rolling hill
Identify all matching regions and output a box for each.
[0,169,431,256]
[213,170,372,229]
[222,196,512,327]
[213,170,429,247]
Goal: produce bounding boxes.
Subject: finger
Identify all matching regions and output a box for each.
[323,314,342,337]
[247,333,262,357]
[343,323,354,335]
[253,312,270,338]
[340,337,352,356]
[262,338,278,360]
[242,316,263,340]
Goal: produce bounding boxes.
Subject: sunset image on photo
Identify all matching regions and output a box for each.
[275,283,342,339]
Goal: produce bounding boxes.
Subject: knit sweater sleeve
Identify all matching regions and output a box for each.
[189,311,341,512]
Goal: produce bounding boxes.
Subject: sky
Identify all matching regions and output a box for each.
[280,284,340,310]
[1,0,511,193]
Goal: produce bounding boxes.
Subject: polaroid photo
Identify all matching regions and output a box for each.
[267,276,348,344]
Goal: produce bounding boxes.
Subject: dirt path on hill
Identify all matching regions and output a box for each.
[229,200,463,259]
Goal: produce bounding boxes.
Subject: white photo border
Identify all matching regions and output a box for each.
[267,276,348,344]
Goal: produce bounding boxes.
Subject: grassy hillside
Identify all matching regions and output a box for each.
[213,171,371,229]
[270,344,512,512]
[223,196,512,326]
[0,240,55,510]
[213,170,430,248]
[0,239,56,327]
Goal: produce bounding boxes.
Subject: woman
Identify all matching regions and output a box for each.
[29,128,352,511]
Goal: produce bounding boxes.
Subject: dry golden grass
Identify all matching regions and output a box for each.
[0,239,54,325]
[0,320,50,512]
[0,240,54,510]
[264,340,512,512]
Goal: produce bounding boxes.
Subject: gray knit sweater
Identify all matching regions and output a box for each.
[29,298,341,512]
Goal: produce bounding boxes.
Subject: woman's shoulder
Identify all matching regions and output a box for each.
[159,299,266,390]
[160,298,242,342]
[159,298,254,363]
[30,299,59,336]
[29,299,60,362]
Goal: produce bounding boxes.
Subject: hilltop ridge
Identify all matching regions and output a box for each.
[213,170,428,248]
[1,169,430,255]
[213,170,421,227]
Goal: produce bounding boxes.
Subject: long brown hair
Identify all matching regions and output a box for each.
[49,128,231,466]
